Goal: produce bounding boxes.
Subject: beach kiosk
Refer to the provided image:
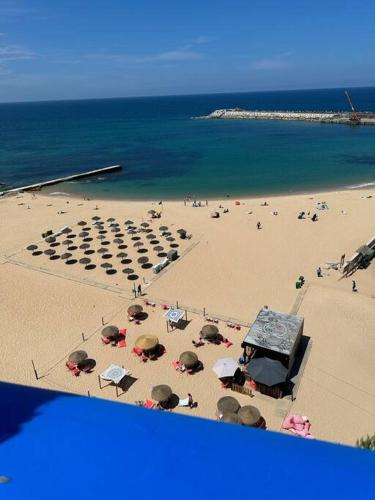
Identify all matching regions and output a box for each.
[242,308,303,398]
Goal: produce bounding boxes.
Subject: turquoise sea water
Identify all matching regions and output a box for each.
[0,87,375,199]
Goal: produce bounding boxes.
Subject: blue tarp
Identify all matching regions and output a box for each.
[0,382,373,499]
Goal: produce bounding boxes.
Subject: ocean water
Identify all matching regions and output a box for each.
[0,87,375,200]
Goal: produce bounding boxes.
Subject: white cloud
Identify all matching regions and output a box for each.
[155,50,202,61]
[86,47,203,64]
[190,35,215,45]
[250,52,294,70]
[0,45,35,63]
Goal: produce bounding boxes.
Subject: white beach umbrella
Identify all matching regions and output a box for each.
[213,358,239,379]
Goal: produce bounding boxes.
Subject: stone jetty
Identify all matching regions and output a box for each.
[196,108,375,125]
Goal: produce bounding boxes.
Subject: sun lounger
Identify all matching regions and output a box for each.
[224,340,233,348]
[119,328,127,336]
[178,397,190,407]
[101,336,111,345]
[118,338,126,348]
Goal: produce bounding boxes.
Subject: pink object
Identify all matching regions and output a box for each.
[66,361,76,371]
[224,340,233,348]
[119,328,127,336]
[143,400,154,409]
[132,347,143,356]
[172,361,181,370]
[118,339,126,348]
[101,336,110,345]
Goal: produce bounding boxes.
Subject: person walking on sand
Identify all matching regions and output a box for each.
[317,267,322,277]
[257,221,262,230]
[340,254,345,267]
[352,280,357,292]
[137,283,142,297]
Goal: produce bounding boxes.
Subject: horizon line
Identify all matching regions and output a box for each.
[0,84,374,106]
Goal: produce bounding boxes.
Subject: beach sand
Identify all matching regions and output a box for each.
[1,188,374,446]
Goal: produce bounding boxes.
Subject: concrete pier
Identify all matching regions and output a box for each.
[1,164,122,195]
[196,109,375,125]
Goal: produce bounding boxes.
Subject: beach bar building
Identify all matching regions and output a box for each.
[242,308,304,398]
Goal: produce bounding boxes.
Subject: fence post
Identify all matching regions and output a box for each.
[31,360,38,380]
[203,307,206,317]
[82,332,85,342]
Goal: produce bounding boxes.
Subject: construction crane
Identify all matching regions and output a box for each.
[344,90,361,124]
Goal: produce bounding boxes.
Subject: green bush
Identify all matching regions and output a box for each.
[356,434,375,451]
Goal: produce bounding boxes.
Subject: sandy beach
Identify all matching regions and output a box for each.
[1,187,374,447]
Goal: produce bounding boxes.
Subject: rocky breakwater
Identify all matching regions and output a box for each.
[196,108,375,125]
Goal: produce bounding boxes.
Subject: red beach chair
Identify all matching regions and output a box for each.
[101,336,110,345]
[143,399,155,409]
[118,338,126,348]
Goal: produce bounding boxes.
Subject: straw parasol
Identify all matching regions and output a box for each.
[141,222,149,228]
[135,334,158,350]
[61,252,72,260]
[127,304,143,316]
[101,262,112,269]
[133,241,143,247]
[217,396,240,415]
[201,324,219,338]
[179,351,198,369]
[79,257,91,265]
[154,245,163,252]
[221,413,242,424]
[98,247,107,254]
[113,238,124,244]
[147,234,156,239]
[123,268,134,274]
[148,209,157,215]
[80,243,90,249]
[44,249,56,256]
[107,217,116,222]
[63,239,73,246]
[101,325,119,338]
[27,244,38,251]
[125,220,134,225]
[137,256,149,264]
[79,232,89,238]
[159,226,168,231]
[78,221,87,226]
[151,385,172,402]
[177,229,186,234]
[45,236,56,243]
[238,406,262,427]
[92,216,101,221]
[117,252,127,258]
[68,350,88,364]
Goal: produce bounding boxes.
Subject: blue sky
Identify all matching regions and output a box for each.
[0,0,375,102]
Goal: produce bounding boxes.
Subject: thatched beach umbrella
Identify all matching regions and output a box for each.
[98,247,107,254]
[27,244,38,251]
[154,246,163,252]
[79,231,89,238]
[147,234,156,239]
[201,324,219,339]
[177,229,186,234]
[217,396,240,415]
[101,325,119,338]
[135,334,158,351]
[179,351,198,369]
[101,262,112,269]
[238,406,262,427]
[113,238,124,244]
[117,252,127,258]
[221,413,242,424]
[123,268,134,274]
[61,252,72,260]
[78,221,87,226]
[107,217,116,222]
[92,216,101,221]
[151,385,172,402]
[111,227,118,233]
[63,239,73,246]
[115,232,124,237]
[45,236,56,243]
[140,222,149,228]
[148,209,157,215]
[68,350,88,364]
[80,243,90,250]
[159,226,168,231]
[127,304,143,316]
[133,241,143,247]
[166,237,175,242]
[44,249,56,256]
[137,256,149,264]
[79,257,91,265]
[125,220,134,226]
